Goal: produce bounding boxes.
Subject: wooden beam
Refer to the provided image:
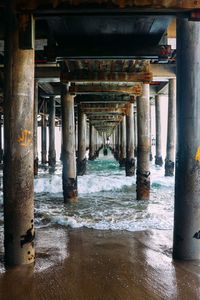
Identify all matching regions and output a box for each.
[69,84,143,95]
[82,107,127,114]
[16,1,200,13]
[61,71,152,83]
[76,94,131,103]
[88,115,123,121]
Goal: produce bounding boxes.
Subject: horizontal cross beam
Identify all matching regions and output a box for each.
[69,84,142,95]
[61,71,152,83]
[14,0,200,11]
[76,94,131,103]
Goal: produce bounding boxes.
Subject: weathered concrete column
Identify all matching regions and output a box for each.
[136,84,150,200]
[173,18,200,260]
[119,115,126,167]
[0,115,3,163]
[149,100,153,161]
[34,80,38,175]
[77,107,86,175]
[114,125,120,161]
[126,103,135,176]
[48,96,56,168]
[41,100,47,164]
[4,11,35,266]
[165,79,176,176]
[134,110,137,157]
[155,94,163,166]
[61,85,77,202]
[89,124,96,160]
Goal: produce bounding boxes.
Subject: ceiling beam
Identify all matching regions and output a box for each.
[82,107,127,114]
[61,71,152,83]
[76,94,131,103]
[14,1,200,14]
[69,83,142,95]
[51,44,172,60]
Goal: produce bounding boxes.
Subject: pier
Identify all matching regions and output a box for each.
[0,1,200,299]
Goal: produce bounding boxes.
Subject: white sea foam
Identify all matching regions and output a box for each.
[0,152,175,233]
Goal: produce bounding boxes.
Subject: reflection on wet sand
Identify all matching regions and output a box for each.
[0,226,200,300]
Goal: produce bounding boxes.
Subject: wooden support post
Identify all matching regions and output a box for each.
[41,100,47,164]
[34,80,38,175]
[77,107,86,175]
[126,103,135,176]
[119,116,126,168]
[48,96,56,168]
[155,94,163,166]
[173,18,200,260]
[61,85,77,202]
[165,79,176,176]
[4,8,35,266]
[136,84,150,200]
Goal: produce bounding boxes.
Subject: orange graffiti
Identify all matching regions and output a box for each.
[17,129,32,147]
[195,147,200,161]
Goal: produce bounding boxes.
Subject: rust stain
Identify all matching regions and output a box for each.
[17,129,32,147]
[195,147,200,161]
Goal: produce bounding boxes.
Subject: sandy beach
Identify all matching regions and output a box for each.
[0,226,200,300]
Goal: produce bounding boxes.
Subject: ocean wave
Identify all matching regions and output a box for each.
[34,173,135,195]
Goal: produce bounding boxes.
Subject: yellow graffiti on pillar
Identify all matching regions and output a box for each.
[17,129,32,147]
[195,147,200,161]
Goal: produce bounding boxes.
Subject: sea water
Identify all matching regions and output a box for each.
[0,149,174,233]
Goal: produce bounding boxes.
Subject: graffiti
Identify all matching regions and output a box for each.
[20,224,35,248]
[195,147,200,161]
[17,129,32,147]
[193,231,200,239]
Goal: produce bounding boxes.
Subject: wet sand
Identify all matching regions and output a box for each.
[0,226,200,300]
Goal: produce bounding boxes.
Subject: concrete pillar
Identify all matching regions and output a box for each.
[41,100,47,164]
[48,96,56,168]
[61,85,77,202]
[119,115,126,167]
[4,10,35,266]
[165,79,176,176]
[77,107,86,175]
[126,103,135,176]
[155,94,163,166]
[149,100,153,161]
[89,124,96,160]
[173,18,200,260]
[34,80,38,175]
[0,115,3,163]
[134,110,137,157]
[136,84,150,200]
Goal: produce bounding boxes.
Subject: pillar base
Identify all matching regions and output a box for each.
[41,151,47,164]
[34,157,38,176]
[63,177,78,203]
[119,158,126,168]
[136,170,150,200]
[134,148,137,157]
[103,148,108,156]
[126,158,135,176]
[89,154,96,161]
[155,156,163,166]
[165,159,174,176]
[48,151,56,168]
[114,150,120,161]
[95,150,99,158]
[77,158,86,176]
